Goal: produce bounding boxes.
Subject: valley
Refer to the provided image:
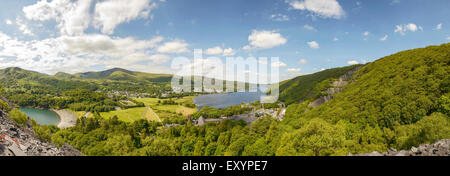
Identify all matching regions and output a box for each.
[0,43,449,156]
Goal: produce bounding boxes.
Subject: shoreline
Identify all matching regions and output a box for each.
[51,109,77,129]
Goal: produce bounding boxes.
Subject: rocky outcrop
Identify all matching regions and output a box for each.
[351,139,450,156]
[0,109,82,156]
[309,66,362,108]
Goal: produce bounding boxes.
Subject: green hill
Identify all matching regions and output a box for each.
[280,43,450,155]
[54,72,76,79]
[278,65,363,105]
[0,67,97,92]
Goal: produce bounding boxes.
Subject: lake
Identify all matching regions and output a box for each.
[19,108,60,126]
[194,91,267,109]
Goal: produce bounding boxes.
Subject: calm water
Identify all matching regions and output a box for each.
[19,108,60,125]
[194,90,268,109]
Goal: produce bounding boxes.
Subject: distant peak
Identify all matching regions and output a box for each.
[108,68,130,71]
[5,67,23,71]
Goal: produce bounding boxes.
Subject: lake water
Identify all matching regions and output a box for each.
[194,91,268,109]
[19,108,60,125]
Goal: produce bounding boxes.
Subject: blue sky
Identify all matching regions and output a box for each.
[0,0,449,81]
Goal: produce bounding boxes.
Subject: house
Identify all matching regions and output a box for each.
[196,116,205,126]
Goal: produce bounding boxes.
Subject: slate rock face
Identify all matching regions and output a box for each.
[0,109,82,156]
[351,139,450,156]
[309,66,362,108]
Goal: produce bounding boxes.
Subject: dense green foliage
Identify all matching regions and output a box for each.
[278,64,362,105]
[49,114,277,156]
[9,109,28,127]
[192,105,252,119]
[0,99,10,112]
[4,88,122,112]
[0,85,11,112]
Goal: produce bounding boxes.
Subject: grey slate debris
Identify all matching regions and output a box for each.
[351,139,450,156]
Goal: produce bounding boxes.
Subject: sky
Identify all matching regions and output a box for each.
[0,0,449,81]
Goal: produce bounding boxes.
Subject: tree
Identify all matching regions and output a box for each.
[9,109,28,127]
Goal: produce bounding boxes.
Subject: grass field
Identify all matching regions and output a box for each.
[73,96,197,123]
[100,107,146,122]
[134,96,197,117]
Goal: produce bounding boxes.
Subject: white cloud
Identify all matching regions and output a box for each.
[5,19,12,25]
[347,60,359,65]
[447,36,450,40]
[271,61,287,68]
[244,30,287,50]
[204,46,235,56]
[390,0,401,5]
[23,0,162,35]
[204,46,223,55]
[223,48,236,56]
[0,30,178,74]
[61,0,92,36]
[15,17,34,36]
[436,23,442,30]
[242,45,252,51]
[156,40,190,53]
[298,59,308,65]
[0,31,89,74]
[289,0,345,19]
[147,54,172,64]
[380,35,388,41]
[313,67,326,71]
[23,0,69,21]
[394,23,423,35]
[23,0,93,36]
[270,14,289,21]
[307,41,319,49]
[363,31,370,36]
[333,37,339,41]
[61,35,162,57]
[94,0,159,34]
[303,24,317,31]
[286,68,301,74]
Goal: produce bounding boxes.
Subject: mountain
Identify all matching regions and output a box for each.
[0,67,97,92]
[0,67,48,79]
[278,64,363,105]
[0,67,177,93]
[72,68,173,83]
